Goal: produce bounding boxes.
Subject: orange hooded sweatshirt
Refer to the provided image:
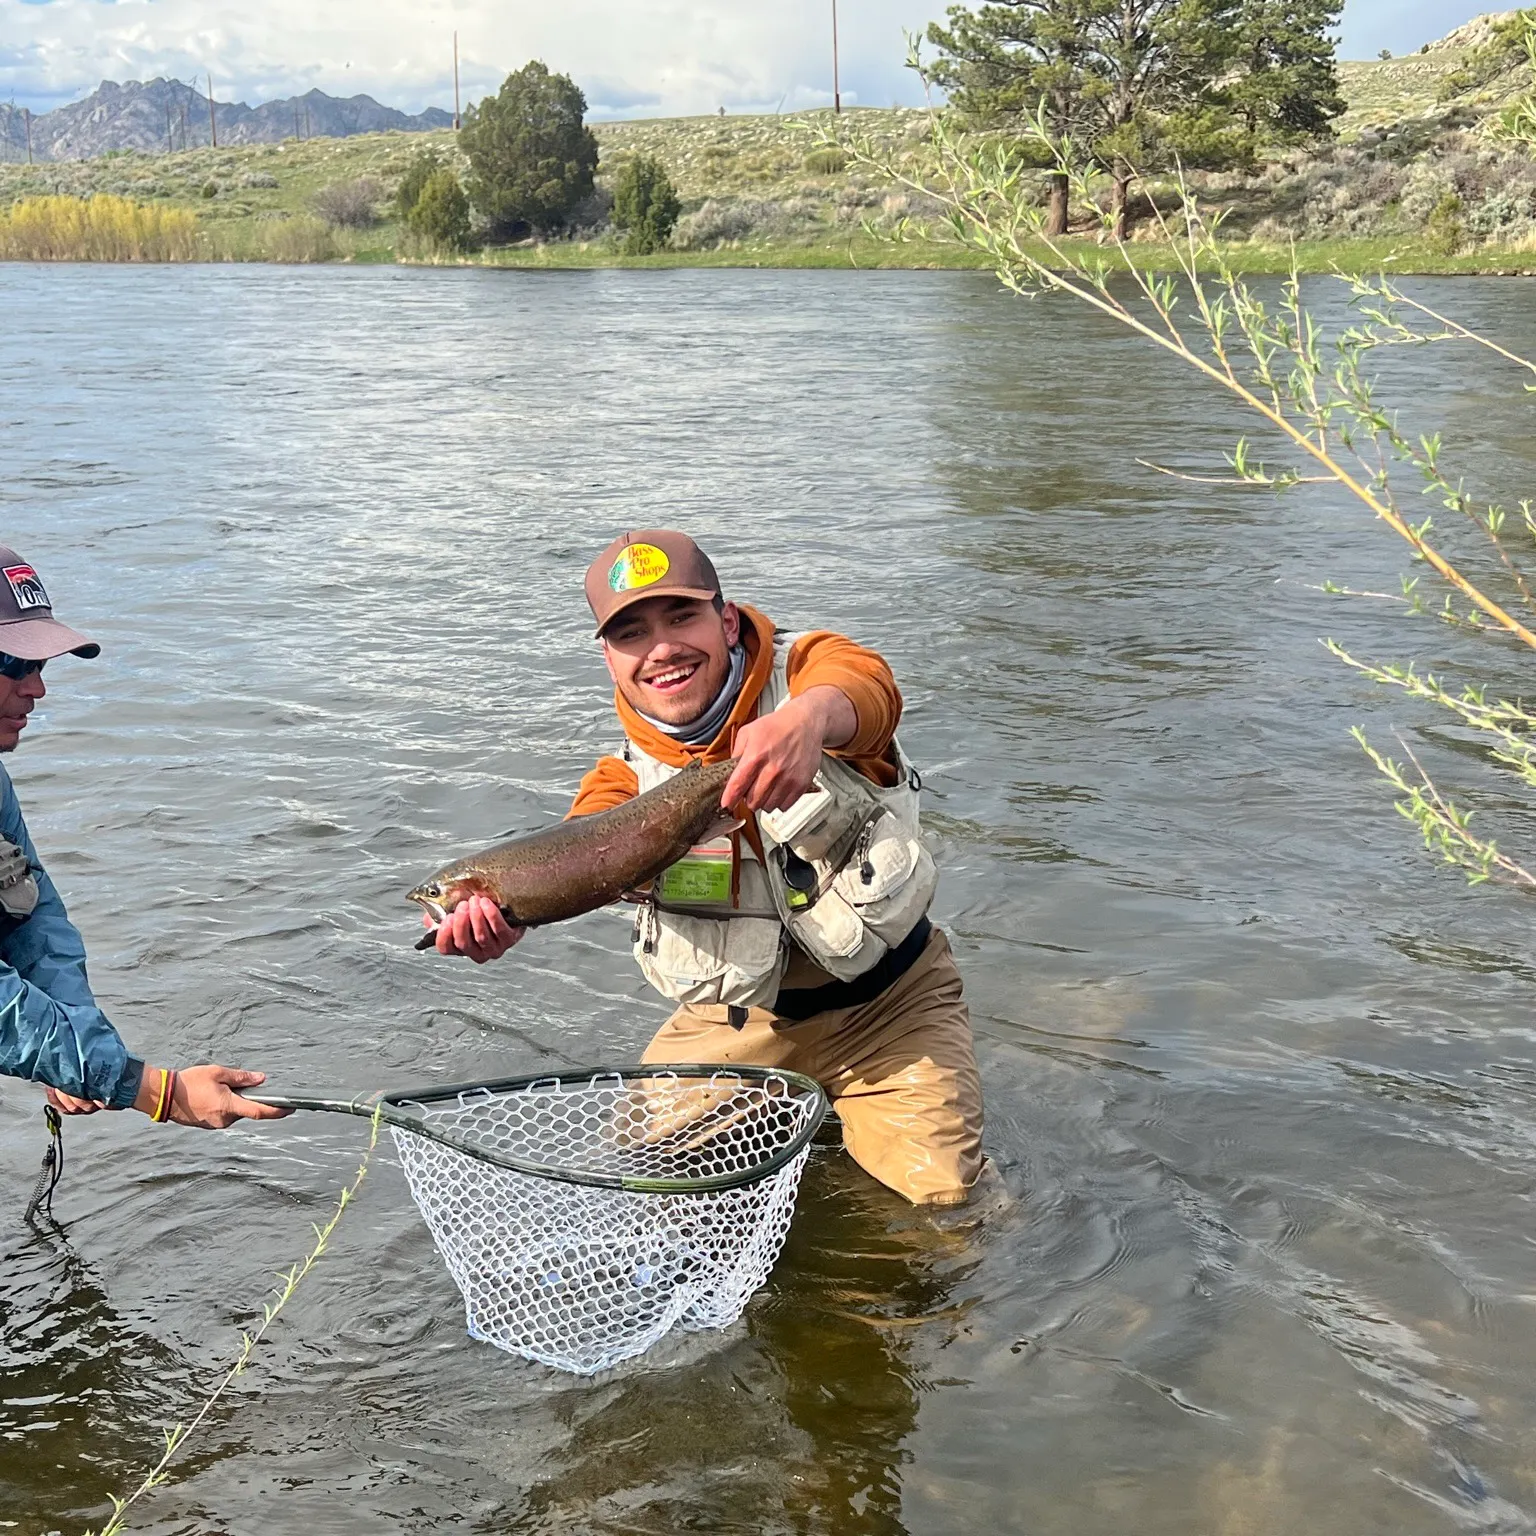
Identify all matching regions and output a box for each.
[568,605,902,818]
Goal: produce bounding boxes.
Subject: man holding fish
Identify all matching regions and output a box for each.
[420,530,984,1208]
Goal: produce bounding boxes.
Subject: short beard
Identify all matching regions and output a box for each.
[621,652,728,726]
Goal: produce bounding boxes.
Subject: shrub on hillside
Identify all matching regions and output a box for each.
[459,61,599,239]
[612,154,681,253]
[671,196,828,249]
[406,167,472,250]
[803,147,848,175]
[312,176,384,228]
[393,148,445,220]
[672,198,767,248]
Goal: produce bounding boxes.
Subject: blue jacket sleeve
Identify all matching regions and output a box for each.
[0,767,143,1109]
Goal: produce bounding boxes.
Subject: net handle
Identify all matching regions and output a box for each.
[246,1064,828,1195]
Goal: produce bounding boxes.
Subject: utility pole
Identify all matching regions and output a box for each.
[294,103,301,139]
[304,102,311,138]
[207,72,217,148]
[831,0,842,114]
[166,101,173,154]
[453,31,461,130]
[23,106,32,165]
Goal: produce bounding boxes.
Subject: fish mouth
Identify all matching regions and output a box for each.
[408,890,448,924]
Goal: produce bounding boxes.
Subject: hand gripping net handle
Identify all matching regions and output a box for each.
[249,1064,828,1195]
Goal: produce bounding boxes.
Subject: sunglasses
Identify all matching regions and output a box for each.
[0,654,45,682]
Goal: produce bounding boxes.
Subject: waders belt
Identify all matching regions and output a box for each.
[770,916,932,1023]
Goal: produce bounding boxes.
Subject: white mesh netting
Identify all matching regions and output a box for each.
[391,1070,822,1375]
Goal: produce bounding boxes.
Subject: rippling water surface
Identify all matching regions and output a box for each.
[4,263,1536,1535]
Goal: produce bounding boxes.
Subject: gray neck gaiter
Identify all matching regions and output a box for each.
[638,643,748,746]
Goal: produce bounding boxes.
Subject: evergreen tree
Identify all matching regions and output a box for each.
[407,168,472,250]
[394,147,445,221]
[1225,0,1345,144]
[612,155,682,254]
[459,62,599,240]
[929,0,1244,239]
[927,0,1105,235]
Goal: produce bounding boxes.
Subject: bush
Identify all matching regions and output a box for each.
[200,180,218,199]
[406,167,471,250]
[0,194,199,261]
[393,148,444,220]
[312,176,384,228]
[459,60,599,239]
[803,147,848,175]
[672,198,765,249]
[260,215,339,263]
[612,154,681,254]
[1467,188,1536,238]
[1426,192,1465,255]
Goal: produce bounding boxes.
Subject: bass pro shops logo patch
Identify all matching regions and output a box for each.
[608,543,670,592]
[2,565,49,613]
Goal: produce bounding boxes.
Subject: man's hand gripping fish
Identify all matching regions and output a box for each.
[408,758,738,949]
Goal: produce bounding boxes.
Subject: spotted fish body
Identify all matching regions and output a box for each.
[409,758,737,946]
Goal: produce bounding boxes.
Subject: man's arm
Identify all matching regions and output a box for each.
[0,774,286,1126]
[722,632,901,813]
[0,774,141,1107]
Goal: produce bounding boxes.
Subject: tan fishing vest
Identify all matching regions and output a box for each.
[623,635,937,1008]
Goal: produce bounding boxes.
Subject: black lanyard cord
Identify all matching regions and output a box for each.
[23,1103,63,1224]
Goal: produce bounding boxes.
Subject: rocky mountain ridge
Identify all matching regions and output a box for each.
[0,78,451,163]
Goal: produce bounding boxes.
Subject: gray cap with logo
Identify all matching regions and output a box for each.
[0,547,99,660]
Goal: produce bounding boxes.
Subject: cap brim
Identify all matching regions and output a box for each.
[594,585,719,638]
[0,617,100,660]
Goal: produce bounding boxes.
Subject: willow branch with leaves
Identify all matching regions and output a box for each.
[817,54,1536,885]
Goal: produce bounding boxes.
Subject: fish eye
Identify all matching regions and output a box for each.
[424,882,441,899]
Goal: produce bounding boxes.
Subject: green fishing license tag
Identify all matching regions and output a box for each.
[657,839,734,905]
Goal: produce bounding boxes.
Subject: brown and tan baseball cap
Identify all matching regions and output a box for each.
[0,547,99,660]
[584,529,721,636]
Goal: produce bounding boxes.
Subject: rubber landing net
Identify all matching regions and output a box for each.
[255,1065,827,1375]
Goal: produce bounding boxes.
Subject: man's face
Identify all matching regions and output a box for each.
[0,667,46,753]
[601,596,741,726]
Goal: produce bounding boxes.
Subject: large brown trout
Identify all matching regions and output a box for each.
[409,757,738,948]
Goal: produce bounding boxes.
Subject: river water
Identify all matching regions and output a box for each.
[3,262,1536,1535]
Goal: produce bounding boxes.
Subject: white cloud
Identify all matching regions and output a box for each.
[1,0,933,118]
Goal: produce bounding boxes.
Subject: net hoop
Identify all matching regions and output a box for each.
[253,1063,828,1194]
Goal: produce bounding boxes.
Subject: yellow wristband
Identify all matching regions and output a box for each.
[151,1067,172,1123]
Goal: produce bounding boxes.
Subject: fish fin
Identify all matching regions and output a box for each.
[414,931,438,952]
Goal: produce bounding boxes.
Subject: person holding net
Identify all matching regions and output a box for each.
[0,545,286,1132]
[430,530,984,1208]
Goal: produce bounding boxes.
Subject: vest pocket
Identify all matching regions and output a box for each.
[635,908,786,1008]
[785,889,891,980]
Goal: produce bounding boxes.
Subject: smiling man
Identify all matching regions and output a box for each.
[0,545,286,1133]
[432,529,984,1207]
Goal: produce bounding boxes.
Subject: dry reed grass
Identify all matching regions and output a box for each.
[0,193,199,260]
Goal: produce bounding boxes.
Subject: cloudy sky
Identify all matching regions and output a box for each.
[0,0,1504,118]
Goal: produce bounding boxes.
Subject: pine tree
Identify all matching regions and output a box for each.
[1224,0,1344,145]
[407,168,472,251]
[459,62,599,240]
[612,155,682,255]
[394,147,445,222]
[927,0,1107,235]
[929,0,1245,239]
